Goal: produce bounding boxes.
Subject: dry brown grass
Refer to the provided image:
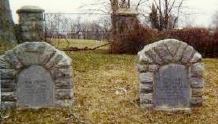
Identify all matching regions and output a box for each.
[1,40,218,124]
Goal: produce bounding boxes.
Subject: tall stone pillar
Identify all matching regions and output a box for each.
[0,0,17,43]
[1,6,74,110]
[17,6,45,43]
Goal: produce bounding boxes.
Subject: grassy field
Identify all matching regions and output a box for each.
[1,40,218,124]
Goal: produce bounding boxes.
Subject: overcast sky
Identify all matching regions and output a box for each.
[9,0,218,27]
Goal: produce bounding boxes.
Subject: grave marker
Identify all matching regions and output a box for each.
[138,39,204,111]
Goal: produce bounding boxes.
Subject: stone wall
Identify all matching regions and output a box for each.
[138,39,204,110]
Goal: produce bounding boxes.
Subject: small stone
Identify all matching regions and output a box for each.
[55,78,73,89]
[0,69,16,80]
[1,92,16,101]
[191,97,203,106]
[140,83,153,93]
[190,77,204,88]
[190,63,204,78]
[50,66,73,79]
[137,64,149,72]
[55,100,73,107]
[190,52,202,63]
[56,89,74,100]
[148,64,159,72]
[164,39,181,56]
[140,93,153,104]
[145,48,163,65]
[174,42,188,62]
[181,46,195,64]
[1,102,16,110]
[154,42,173,64]
[138,51,153,64]
[139,72,153,84]
[192,88,203,97]
[4,50,23,69]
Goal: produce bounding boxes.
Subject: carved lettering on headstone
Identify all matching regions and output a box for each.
[154,64,191,109]
[16,65,54,108]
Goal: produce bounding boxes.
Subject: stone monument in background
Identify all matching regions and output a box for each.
[0,0,17,43]
[138,39,204,112]
[16,6,45,43]
[0,6,74,109]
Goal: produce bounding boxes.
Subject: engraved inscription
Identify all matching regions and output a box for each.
[154,64,190,108]
[16,65,54,108]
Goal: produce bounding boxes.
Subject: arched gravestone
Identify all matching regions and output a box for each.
[137,39,204,111]
[0,42,73,109]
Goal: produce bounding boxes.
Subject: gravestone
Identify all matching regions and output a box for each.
[138,39,204,111]
[17,65,54,108]
[0,42,73,109]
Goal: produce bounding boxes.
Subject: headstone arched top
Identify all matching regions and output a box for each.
[138,39,204,112]
[0,41,73,109]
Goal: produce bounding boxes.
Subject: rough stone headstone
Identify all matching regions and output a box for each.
[138,39,204,111]
[0,42,73,109]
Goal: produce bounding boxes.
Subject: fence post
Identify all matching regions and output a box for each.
[16,6,45,43]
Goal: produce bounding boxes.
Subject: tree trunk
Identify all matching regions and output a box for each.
[0,0,17,43]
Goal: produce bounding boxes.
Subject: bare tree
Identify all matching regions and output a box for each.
[149,0,185,31]
[212,11,218,31]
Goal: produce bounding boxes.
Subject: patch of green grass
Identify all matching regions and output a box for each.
[2,40,218,124]
[50,39,108,49]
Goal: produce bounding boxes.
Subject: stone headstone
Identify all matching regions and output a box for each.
[0,42,73,109]
[138,39,204,111]
[17,65,54,108]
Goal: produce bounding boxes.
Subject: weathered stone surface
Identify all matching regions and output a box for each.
[50,67,72,79]
[192,88,203,97]
[138,39,204,111]
[190,77,204,88]
[174,42,188,62]
[146,48,163,65]
[17,6,44,42]
[139,72,153,84]
[17,6,44,13]
[140,93,153,104]
[0,42,73,109]
[190,52,202,63]
[137,64,148,72]
[191,63,204,77]
[55,78,73,89]
[154,64,190,109]
[1,102,16,109]
[56,89,74,100]
[191,97,203,106]
[181,46,195,64]
[148,65,159,72]
[16,65,54,108]
[1,92,16,101]
[140,83,153,93]
[154,42,173,63]
[164,39,181,56]
[0,0,17,43]
[55,100,74,107]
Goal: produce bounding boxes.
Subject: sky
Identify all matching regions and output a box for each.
[9,0,218,27]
